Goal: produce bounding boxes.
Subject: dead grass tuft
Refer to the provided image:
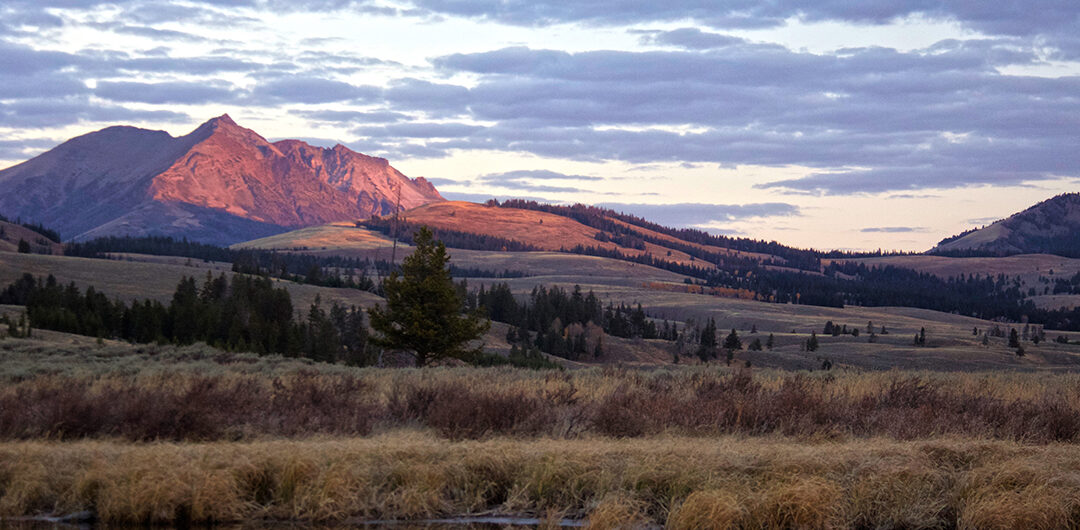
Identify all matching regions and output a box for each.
[667,489,746,529]
[586,493,649,530]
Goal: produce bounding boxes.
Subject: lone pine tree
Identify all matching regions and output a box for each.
[368,226,490,367]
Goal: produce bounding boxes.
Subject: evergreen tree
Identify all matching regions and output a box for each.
[1008,328,1021,348]
[723,328,742,352]
[169,277,199,345]
[807,331,820,352]
[723,328,741,365]
[766,333,775,350]
[17,239,30,253]
[368,227,490,367]
[696,318,718,361]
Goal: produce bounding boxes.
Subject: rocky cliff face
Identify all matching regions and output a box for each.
[0,114,443,245]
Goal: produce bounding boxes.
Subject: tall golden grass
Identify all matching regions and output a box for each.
[2,435,1080,527]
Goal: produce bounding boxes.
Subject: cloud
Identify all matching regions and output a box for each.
[95,80,238,104]
[418,44,1080,192]
[0,138,65,165]
[251,77,380,103]
[290,109,409,124]
[353,122,484,139]
[0,72,89,99]
[111,55,261,75]
[403,0,1080,59]
[0,41,84,75]
[479,169,603,182]
[860,226,929,233]
[441,191,550,203]
[383,78,471,116]
[595,202,802,227]
[0,98,190,129]
[640,28,746,50]
[463,169,606,194]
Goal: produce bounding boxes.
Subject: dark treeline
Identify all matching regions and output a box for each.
[818,249,924,259]
[360,217,540,251]
[1051,272,1080,295]
[0,213,62,243]
[929,237,1080,259]
[448,265,527,278]
[65,235,524,290]
[67,236,380,293]
[466,282,674,360]
[495,199,822,270]
[554,242,1078,330]
[65,236,234,262]
[0,273,374,365]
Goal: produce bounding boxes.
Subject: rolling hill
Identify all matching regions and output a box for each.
[0,220,63,255]
[932,193,1080,257]
[0,115,443,245]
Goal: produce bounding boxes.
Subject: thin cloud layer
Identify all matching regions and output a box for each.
[597,202,802,227]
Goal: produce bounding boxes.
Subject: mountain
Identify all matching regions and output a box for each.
[0,115,443,245]
[932,193,1080,257]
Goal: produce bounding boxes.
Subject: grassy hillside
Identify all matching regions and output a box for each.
[377,200,714,268]
[849,253,1080,284]
[933,193,1080,257]
[233,221,396,251]
[8,238,1080,371]
[473,276,1080,371]
[850,253,1080,310]
[0,251,380,310]
[0,220,62,254]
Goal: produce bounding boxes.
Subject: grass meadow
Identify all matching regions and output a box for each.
[3,335,1080,527]
[2,325,1080,528]
[5,435,1080,528]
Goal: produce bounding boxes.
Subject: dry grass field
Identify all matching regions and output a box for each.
[5,435,1080,528]
[6,248,1080,371]
[233,221,397,251]
[0,221,62,255]
[0,251,381,310]
[5,325,1080,526]
[266,201,715,269]
[468,276,1080,371]
[849,254,1080,310]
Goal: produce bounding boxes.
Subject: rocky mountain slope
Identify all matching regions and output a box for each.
[0,115,443,245]
[933,193,1080,257]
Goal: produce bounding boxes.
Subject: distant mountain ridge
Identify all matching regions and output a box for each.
[932,193,1080,258]
[0,115,443,245]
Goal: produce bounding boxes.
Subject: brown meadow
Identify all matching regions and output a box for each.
[3,435,1080,528]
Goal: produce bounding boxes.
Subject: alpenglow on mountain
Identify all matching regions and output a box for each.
[0,115,444,245]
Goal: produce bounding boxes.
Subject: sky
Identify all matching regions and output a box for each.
[1,1,1079,252]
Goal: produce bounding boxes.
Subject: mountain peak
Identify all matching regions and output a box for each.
[212,113,236,126]
[0,115,445,244]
